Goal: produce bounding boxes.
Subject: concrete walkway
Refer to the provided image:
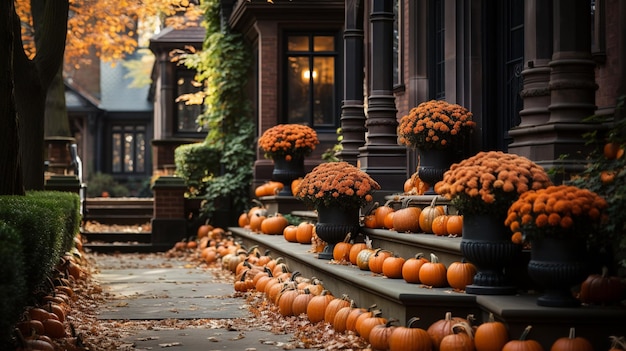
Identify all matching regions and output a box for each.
[91,253,313,350]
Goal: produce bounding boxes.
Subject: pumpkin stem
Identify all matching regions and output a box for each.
[452,322,475,340]
[385,318,400,327]
[487,312,496,323]
[342,232,352,243]
[430,253,439,263]
[407,316,421,328]
[444,311,452,321]
[568,327,576,339]
[519,325,533,340]
[609,336,626,350]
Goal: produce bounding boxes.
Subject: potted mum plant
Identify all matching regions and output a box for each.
[398,100,476,194]
[505,184,608,307]
[294,161,381,259]
[434,150,553,294]
[258,124,319,196]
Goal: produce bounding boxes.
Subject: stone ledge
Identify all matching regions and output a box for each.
[229,226,626,350]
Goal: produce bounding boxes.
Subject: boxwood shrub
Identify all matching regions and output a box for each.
[0,191,80,345]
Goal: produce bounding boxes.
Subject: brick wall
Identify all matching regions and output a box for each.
[152,176,186,219]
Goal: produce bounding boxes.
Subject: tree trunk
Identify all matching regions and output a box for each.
[0,1,24,195]
[12,0,69,191]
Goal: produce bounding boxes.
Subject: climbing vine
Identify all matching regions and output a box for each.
[175,0,255,223]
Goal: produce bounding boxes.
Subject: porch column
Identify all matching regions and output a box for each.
[338,0,367,165]
[544,0,598,176]
[508,0,553,158]
[358,0,406,197]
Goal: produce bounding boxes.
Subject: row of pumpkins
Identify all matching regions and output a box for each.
[233,201,626,305]
[185,222,626,351]
[253,179,463,236]
[202,234,623,351]
[13,246,87,351]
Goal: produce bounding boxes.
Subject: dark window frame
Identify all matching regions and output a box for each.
[282,31,342,131]
[174,67,206,135]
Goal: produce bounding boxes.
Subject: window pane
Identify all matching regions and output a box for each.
[313,57,335,126]
[112,132,122,173]
[124,133,134,172]
[313,36,334,51]
[286,56,311,124]
[136,132,145,172]
[176,71,204,132]
[288,36,309,51]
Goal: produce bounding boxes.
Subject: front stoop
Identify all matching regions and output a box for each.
[229,227,626,350]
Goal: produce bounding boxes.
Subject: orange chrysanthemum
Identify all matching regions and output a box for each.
[435,151,552,217]
[259,124,319,160]
[295,161,381,210]
[398,100,475,150]
[505,185,608,244]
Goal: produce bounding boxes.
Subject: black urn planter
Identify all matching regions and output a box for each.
[315,205,360,260]
[271,156,305,196]
[527,236,589,307]
[460,213,521,295]
[417,148,456,195]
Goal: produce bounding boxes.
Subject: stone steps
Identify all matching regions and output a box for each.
[228,226,626,350]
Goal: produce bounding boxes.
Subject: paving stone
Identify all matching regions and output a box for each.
[98,296,248,320]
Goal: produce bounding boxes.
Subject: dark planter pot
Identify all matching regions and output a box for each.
[315,205,360,260]
[271,156,305,196]
[527,235,590,307]
[417,148,456,194]
[460,213,521,295]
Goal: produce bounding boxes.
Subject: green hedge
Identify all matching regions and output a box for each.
[0,191,80,346]
[174,141,221,196]
[0,222,26,345]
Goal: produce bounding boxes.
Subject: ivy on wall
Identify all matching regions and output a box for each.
[175,0,255,223]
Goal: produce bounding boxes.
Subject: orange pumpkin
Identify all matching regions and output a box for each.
[393,207,422,233]
[550,328,593,351]
[260,214,289,235]
[332,302,357,333]
[323,295,351,324]
[368,249,394,274]
[306,290,335,323]
[419,199,446,234]
[283,225,298,242]
[384,211,396,230]
[446,260,477,290]
[292,288,314,317]
[238,212,250,227]
[439,322,475,351]
[388,316,432,351]
[249,213,266,232]
[382,255,406,279]
[502,326,544,351]
[349,243,368,265]
[474,313,509,351]
[296,222,315,244]
[333,233,353,261]
[356,309,387,342]
[419,253,448,287]
[375,205,395,229]
[291,178,303,196]
[363,214,378,229]
[446,215,463,236]
[402,253,429,284]
[369,319,399,351]
[427,312,468,350]
[197,223,213,239]
[255,181,284,197]
[604,142,624,160]
[579,266,625,305]
[432,215,449,236]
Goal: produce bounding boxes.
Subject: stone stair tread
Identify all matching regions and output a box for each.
[229,226,626,350]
